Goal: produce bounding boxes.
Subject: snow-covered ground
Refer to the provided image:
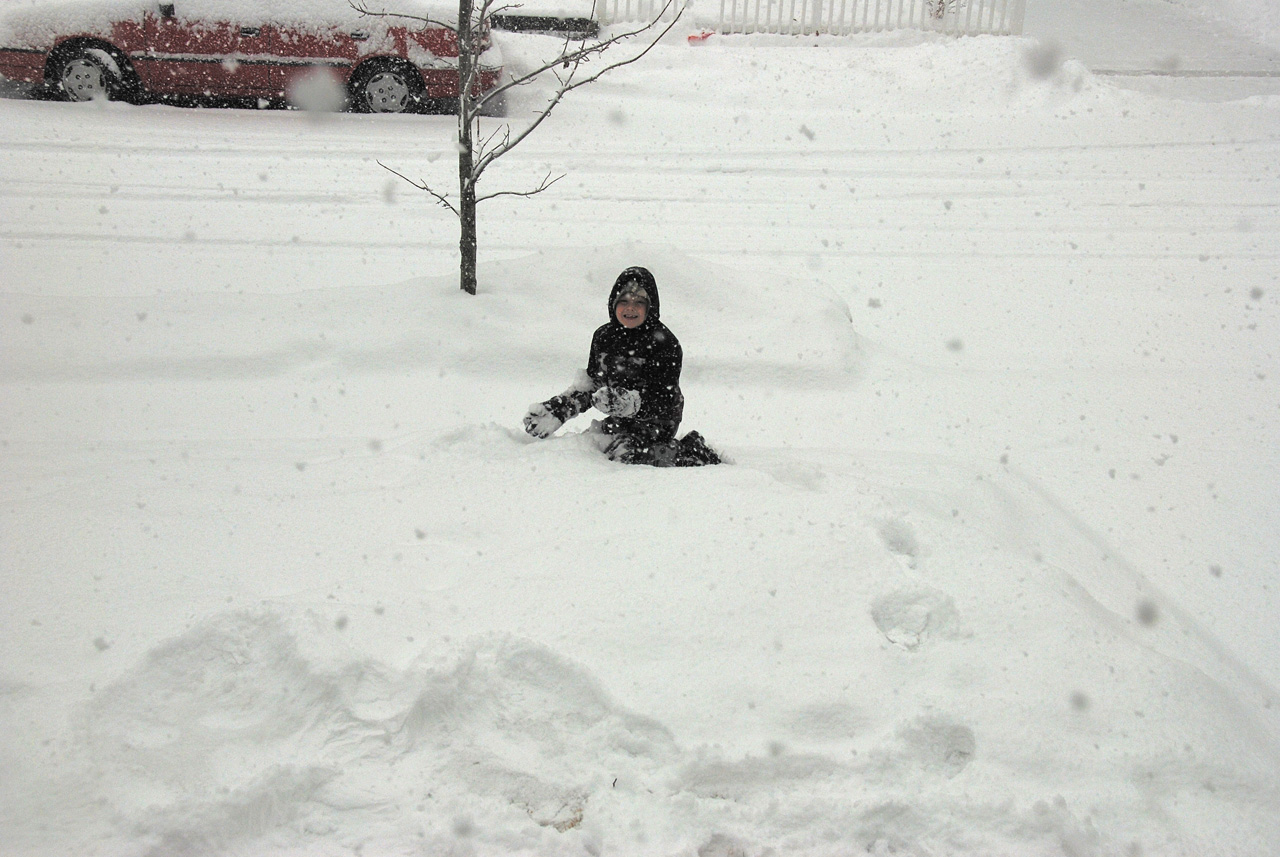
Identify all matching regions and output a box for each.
[1024,0,1280,101]
[2,1,1279,855]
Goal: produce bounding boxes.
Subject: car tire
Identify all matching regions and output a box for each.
[52,46,122,103]
[348,61,423,114]
[476,89,507,118]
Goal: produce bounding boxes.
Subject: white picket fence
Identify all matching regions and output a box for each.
[598,0,1025,36]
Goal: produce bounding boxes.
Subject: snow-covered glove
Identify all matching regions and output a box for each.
[523,403,563,438]
[592,386,641,418]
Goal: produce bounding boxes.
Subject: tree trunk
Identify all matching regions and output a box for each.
[457,0,478,294]
[459,166,477,295]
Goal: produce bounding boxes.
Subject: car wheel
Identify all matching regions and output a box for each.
[477,90,507,118]
[54,48,120,102]
[349,62,422,114]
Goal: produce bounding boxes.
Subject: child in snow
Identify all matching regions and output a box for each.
[523,266,720,467]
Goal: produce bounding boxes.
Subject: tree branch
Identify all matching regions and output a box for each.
[477,2,681,110]
[478,0,520,18]
[473,122,512,163]
[469,3,684,178]
[475,171,564,203]
[377,160,459,215]
[349,0,453,29]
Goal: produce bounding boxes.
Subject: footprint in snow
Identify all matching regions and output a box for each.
[876,517,921,567]
[870,589,964,651]
[896,713,976,777]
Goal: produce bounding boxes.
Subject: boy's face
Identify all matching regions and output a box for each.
[615,298,648,329]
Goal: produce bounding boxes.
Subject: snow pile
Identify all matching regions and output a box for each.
[0,244,856,391]
[1173,0,1280,51]
[78,612,678,854]
[588,30,1110,115]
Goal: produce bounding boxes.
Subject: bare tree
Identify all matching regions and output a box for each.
[355,0,683,294]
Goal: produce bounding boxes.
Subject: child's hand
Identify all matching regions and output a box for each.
[592,387,642,418]
[523,403,563,438]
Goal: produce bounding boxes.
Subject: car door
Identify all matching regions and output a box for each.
[136,1,276,98]
[268,19,364,98]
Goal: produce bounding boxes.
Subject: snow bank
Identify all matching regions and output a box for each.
[0,243,861,396]
[78,612,677,854]
[579,30,1111,115]
[1172,0,1280,51]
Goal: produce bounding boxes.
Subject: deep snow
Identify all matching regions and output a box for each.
[2,1,1279,855]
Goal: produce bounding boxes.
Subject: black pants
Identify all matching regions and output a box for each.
[595,417,680,466]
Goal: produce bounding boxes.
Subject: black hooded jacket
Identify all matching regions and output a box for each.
[547,267,684,434]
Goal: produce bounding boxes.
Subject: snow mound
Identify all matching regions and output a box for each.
[1172,0,1280,52]
[81,611,679,853]
[1,243,862,391]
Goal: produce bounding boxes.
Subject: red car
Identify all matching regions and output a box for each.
[0,0,503,113]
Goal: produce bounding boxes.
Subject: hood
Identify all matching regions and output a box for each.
[608,267,660,324]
